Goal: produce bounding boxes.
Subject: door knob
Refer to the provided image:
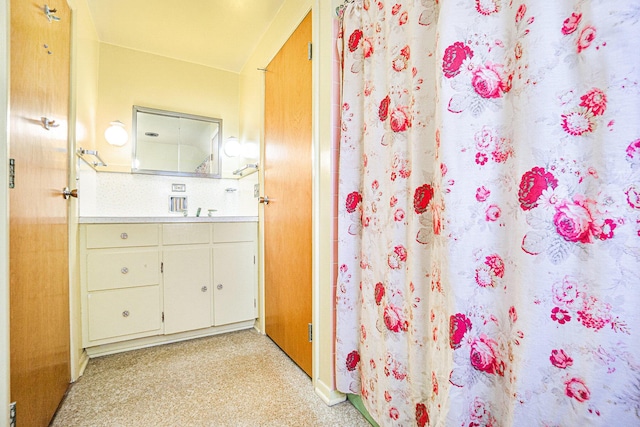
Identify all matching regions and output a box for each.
[61,187,78,199]
[259,196,270,205]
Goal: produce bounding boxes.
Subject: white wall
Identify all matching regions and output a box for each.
[94,44,244,176]
[67,0,101,381]
[77,41,259,217]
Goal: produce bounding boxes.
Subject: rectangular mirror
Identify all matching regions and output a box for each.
[132,106,222,178]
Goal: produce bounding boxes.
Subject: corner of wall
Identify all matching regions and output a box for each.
[68,0,101,382]
[312,0,342,405]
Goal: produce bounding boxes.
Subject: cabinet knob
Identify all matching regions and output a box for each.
[217,284,223,290]
[120,232,128,239]
[122,310,130,317]
[201,286,208,292]
[121,267,129,274]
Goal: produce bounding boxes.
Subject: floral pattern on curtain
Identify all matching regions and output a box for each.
[336,1,640,426]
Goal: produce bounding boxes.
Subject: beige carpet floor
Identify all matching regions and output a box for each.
[51,329,370,427]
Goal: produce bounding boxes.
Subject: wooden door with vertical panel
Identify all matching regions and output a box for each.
[264,12,313,376]
[10,1,71,425]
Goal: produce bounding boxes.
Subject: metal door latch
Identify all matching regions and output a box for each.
[44,5,60,22]
[41,117,59,130]
[9,159,14,189]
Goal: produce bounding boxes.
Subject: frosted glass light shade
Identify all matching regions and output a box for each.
[105,121,128,146]
[224,137,240,157]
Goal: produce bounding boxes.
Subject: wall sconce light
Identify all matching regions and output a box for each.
[104,120,128,147]
[224,136,240,157]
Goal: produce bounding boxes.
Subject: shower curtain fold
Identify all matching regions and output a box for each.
[335,1,640,426]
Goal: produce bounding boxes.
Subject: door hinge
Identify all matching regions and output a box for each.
[253,255,256,265]
[161,312,164,322]
[9,402,16,427]
[254,298,256,308]
[308,323,313,342]
[9,159,15,189]
[160,262,163,273]
[308,42,312,60]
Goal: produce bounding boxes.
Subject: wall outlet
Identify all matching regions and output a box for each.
[171,183,186,192]
[254,183,259,198]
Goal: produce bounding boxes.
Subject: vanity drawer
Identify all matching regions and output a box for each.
[162,223,211,245]
[86,224,159,248]
[213,222,256,243]
[87,286,161,342]
[87,249,160,291]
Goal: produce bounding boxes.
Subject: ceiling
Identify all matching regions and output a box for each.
[85,0,288,73]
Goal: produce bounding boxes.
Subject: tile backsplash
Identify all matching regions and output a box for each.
[78,163,258,218]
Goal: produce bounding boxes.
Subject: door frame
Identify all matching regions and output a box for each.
[1,0,11,422]
[309,0,344,406]
[256,0,343,405]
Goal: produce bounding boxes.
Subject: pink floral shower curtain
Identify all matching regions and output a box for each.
[335,1,640,426]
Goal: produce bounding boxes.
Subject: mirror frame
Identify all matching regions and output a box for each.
[132,105,223,178]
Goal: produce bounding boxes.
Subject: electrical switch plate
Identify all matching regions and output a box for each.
[254,183,259,198]
[172,183,186,192]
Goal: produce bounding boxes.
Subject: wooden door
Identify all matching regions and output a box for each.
[264,12,313,376]
[10,1,71,425]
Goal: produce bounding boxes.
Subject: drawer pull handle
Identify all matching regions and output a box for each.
[120,232,128,239]
[122,310,130,317]
[201,286,208,292]
[121,267,129,274]
[217,284,223,290]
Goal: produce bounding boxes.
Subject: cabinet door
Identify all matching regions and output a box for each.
[163,246,212,334]
[212,242,257,325]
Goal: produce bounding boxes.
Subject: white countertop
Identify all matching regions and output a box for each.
[79,216,258,224]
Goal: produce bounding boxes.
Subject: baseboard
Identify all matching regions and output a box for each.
[77,350,90,378]
[85,321,255,358]
[314,378,346,406]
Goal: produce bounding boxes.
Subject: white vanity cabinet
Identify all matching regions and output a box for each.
[80,220,258,354]
[80,224,162,347]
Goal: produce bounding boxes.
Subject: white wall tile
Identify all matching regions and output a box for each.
[78,167,258,218]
